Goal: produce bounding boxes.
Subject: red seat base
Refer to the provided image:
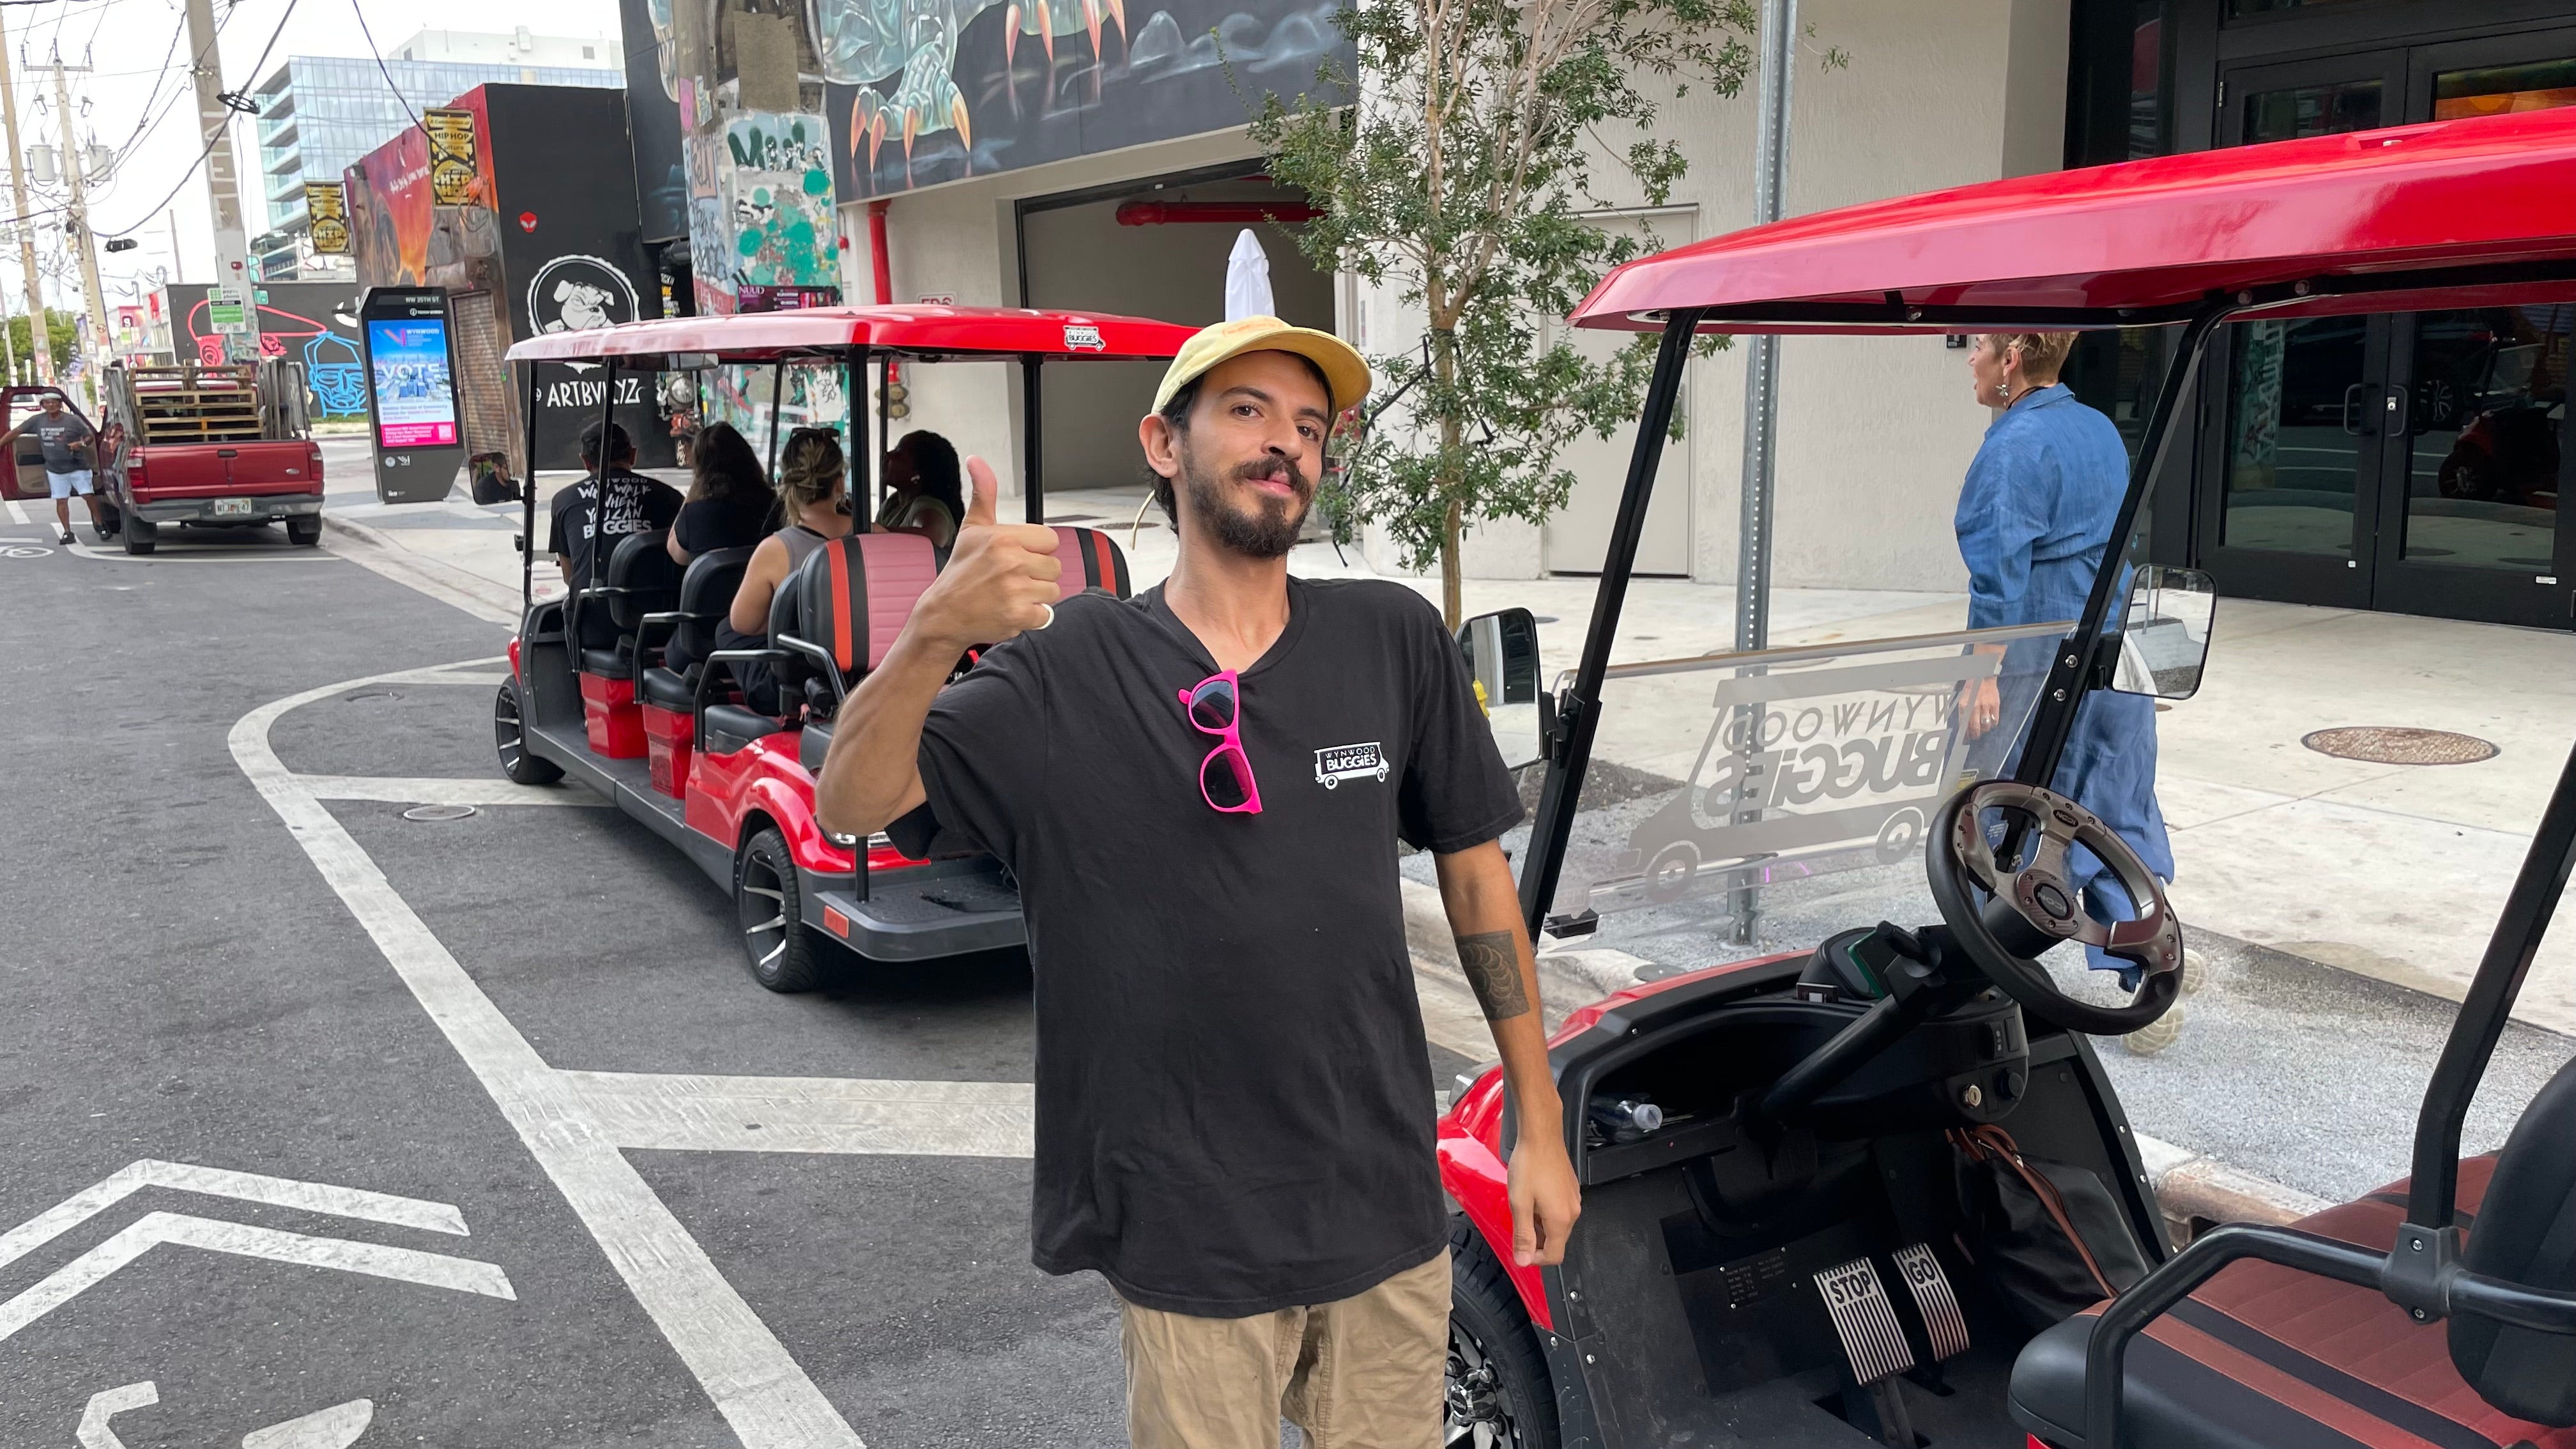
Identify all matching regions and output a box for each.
[578,673,647,760]
[640,703,694,798]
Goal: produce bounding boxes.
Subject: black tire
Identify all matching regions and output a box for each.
[1643,841,1699,903]
[1448,1219,1561,1449]
[1874,805,1927,865]
[735,827,825,992]
[494,683,563,785]
[121,514,157,555]
[287,516,323,547]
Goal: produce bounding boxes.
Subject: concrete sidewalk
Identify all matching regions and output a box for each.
[321,454,2576,1032]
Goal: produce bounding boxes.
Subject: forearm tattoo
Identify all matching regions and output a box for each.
[1456,930,1532,1022]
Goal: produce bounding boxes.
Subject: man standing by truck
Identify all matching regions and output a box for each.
[815,318,1580,1448]
[2,392,102,544]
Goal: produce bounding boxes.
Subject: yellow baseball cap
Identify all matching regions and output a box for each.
[1153,315,1372,418]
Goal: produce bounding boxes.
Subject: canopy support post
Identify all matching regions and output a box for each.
[1520,310,1706,943]
[764,358,786,480]
[1022,355,1044,525]
[2011,298,2235,790]
[519,360,539,610]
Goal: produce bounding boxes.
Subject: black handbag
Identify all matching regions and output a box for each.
[1950,1124,2152,1331]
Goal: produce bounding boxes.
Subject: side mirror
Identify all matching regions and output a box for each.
[1457,607,1547,771]
[2112,565,2216,701]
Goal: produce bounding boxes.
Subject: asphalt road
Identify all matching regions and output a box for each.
[0,498,1133,1446]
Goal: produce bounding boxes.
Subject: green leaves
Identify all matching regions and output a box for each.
[1248,0,1758,617]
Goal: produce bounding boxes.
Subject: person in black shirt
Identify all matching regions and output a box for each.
[548,421,681,648]
[667,420,777,567]
[815,317,1578,1449]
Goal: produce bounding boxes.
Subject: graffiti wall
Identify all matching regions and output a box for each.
[818,0,1350,196]
[164,282,369,421]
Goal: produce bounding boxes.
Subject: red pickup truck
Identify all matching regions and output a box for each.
[94,361,325,555]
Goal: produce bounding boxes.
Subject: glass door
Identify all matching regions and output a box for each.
[2193,52,2408,610]
[2364,32,2576,627]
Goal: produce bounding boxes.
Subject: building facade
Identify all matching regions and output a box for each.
[251,29,624,282]
[613,0,2576,634]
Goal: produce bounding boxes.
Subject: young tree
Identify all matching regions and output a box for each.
[1252,0,1778,625]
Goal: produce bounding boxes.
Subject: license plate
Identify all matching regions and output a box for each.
[211,498,253,518]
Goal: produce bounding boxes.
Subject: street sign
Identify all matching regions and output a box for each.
[206,286,250,335]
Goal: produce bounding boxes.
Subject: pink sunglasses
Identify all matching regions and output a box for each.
[1177,670,1262,814]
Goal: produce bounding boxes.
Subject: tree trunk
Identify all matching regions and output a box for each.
[1432,320,1464,631]
[1441,496,1463,630]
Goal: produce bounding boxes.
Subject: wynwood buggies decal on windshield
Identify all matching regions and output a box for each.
[1687,688,1963,822]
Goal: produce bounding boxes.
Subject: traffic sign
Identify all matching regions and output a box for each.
[207,286,251,335]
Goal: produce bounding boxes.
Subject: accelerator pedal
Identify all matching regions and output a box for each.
[1892,1241,1972,1361]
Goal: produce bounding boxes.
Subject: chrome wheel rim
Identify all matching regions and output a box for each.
[738,852,788,975]
[1445,1319,1522,1449]
[494,687,526,771]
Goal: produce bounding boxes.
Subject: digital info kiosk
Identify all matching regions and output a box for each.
[358,287,467,504]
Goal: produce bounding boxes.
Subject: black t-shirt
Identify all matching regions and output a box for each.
[548,468,682,590]
[914,577,1523,1316]
[673,497,775,559]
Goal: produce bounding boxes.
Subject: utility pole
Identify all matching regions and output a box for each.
[183,0,258,362]
[46,55,112,396]
[0,10,50,383]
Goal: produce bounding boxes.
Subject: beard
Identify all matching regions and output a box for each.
[1180,447,1311,560]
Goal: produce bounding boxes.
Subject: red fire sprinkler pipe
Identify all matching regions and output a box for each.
[868,200,894,305]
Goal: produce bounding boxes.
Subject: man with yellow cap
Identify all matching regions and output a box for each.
[816,317,1577,1448]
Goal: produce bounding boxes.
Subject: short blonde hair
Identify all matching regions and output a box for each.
[1984,332,2078,383]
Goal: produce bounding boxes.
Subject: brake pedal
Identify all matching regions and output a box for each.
[1892,1242,1971,1361]
[1813,1256,1915,1386]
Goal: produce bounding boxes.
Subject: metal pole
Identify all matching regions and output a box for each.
[49,58,112,395]
[0,13,50,383]
[763,358,785,479]
[519,361,540,609]
[1728,0,1798,942]
[875,356,891,516]
[183,0,259,362]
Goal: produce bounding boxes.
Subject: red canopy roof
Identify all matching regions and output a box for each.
[1572,105,2576,334]
[503,304,1199,363]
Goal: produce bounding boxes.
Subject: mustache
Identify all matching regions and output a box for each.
[1231,454,1311,498]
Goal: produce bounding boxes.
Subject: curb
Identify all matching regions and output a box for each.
[1397,883,2331,1241]
[323,512,530,627]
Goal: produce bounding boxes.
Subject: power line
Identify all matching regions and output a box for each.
[95,0,297,238]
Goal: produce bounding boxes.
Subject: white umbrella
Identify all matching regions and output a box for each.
[1223,228,1274,321]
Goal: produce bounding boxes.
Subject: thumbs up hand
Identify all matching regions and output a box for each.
[912,456,1065,650]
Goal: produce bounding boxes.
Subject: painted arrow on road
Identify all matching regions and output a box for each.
[0,1160,513,1345]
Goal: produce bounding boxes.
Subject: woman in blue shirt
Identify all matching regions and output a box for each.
[1958,332,2182,1054]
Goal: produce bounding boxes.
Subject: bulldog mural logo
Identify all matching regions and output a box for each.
[526,255,641,335]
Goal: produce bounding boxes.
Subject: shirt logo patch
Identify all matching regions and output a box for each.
[1314,742,1388,790]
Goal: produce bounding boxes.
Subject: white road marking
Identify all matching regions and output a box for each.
[562,1071,1035,1157]
[299,774,608,808]
[233,668,871,1449]
[0,1211,513,1344]
[77,1381,157,1449]
[0,1160,467,1273]
[240,1399,374,1449]
[3,498,27,525]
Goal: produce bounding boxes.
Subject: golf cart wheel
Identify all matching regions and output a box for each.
[121,514,156,555]
[287,516,323,547]
[1644,842,1699,903]
[736,827,825,993]
[1874,805,1927,864]
[493,683,562,786]
[1447,1220,1560,1449]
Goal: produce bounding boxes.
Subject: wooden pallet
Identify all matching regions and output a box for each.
[113,364,272,444]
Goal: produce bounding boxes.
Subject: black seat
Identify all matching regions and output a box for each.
[2010,1057,2576,1448]
[700,703,786,756]
[577,530,683,679]
[638,544,754,711]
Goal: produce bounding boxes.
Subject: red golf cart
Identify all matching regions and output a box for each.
[493,305,1189,989]
[1438,108,2576,1448]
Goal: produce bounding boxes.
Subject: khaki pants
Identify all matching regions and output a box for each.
[1118,1252,1450,1449]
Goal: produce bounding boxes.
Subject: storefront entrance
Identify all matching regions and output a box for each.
[2191,20,2576,626]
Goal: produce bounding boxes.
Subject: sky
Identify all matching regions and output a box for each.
[0,0,621,319]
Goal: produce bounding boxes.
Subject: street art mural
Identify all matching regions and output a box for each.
[725,112,838,289]
[165,283,368,422]
[816,0,1349,195]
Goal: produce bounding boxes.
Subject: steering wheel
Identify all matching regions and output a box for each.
[1926,779,2184,1036]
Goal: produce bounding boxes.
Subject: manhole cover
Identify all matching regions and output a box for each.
[401,803,478,821]
[2301,726,2499,766]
